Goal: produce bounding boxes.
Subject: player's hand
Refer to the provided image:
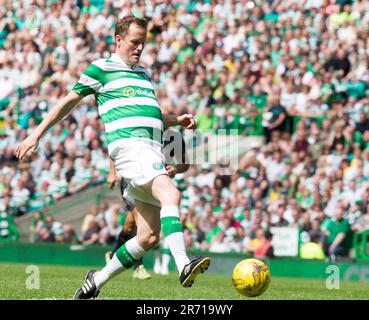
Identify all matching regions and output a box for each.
[107,172,119,189]
[15,135,40,160]
[177,114,197,130]
[165,164,177,178]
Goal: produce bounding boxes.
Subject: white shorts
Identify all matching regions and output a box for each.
[111,139,167,207]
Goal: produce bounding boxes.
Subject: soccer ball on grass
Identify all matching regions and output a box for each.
[232,258,271,297]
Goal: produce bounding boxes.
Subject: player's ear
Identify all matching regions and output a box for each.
[115,35,122,47]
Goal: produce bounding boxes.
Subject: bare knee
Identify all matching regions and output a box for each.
[167,187,181,204]
[158,185,181,205]
[150,175,181,205]
[137,231,160,250]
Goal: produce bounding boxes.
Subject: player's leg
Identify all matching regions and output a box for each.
[130,208,151,280]
[109,210,136,259]
[144,174,211,287]
[107,210,151,279]
[107,177,150,278]
[73,200,160,299]
[160,237,171,275]
[107,210,150,279]
[153,242,162,274]
[144,174,188,271]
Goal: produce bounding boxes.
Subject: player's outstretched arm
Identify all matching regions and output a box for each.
[15,91,83,160]
[163,114,197,130]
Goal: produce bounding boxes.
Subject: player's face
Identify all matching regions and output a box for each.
[116,24,146,66]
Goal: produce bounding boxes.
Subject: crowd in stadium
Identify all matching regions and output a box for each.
[1,0,369,260]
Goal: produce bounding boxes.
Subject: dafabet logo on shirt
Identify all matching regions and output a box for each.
[123,87,135,97]
[123,87,156,99]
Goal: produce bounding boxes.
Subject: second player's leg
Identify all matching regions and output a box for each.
[109,210,151,279]
[110,210,136,258]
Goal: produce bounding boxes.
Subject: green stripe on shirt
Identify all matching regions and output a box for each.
[105,127,163,144]
[73,83,96,97]
[100,105,163,123]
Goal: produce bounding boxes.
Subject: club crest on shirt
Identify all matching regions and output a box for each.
[123,87,135,97]
[152,162,164,170]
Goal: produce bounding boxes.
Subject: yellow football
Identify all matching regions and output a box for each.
[232,258,271,297]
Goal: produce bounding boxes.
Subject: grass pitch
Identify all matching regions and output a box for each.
[1,263,369,300]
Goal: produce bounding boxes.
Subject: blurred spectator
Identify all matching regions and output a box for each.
[29,211,45,242]
[37,225,55,243]
[209,231,228,253]
[11,179,30,216]
[82,219,100,245]
[68,158,94,193]
[0,197,19,241]
[300,235,326,260]
[201,216,222,251]
[321,206,353,260]
[324,48,351,77]
[31,212,75,243]
[195,163,216,188]
[80,203,125,245]
[81,206,99,237]
[307,218,326,245]
[355,111,369,134]
[245,227,274,259]
[263,94,289,143]
[352,203,369,233]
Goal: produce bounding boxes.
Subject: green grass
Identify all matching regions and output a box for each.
[1,263,369,300]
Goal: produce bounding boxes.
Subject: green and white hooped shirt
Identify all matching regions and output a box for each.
[73,54,163,156]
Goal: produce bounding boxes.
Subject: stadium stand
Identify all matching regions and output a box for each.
[1,0,369,261]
